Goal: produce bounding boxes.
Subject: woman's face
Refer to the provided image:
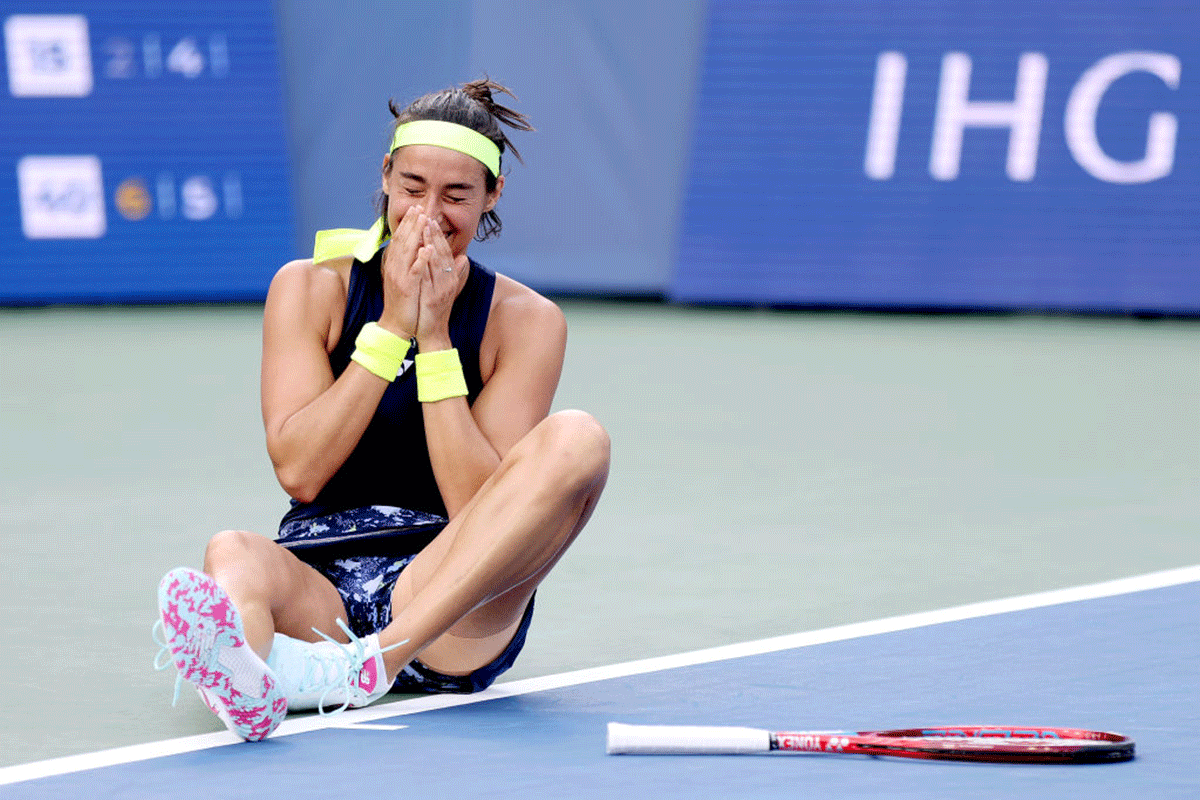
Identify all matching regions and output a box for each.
[382,144,503,257]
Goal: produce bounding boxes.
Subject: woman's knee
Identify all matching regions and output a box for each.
[530,410,611,489]
[203,529,272,575]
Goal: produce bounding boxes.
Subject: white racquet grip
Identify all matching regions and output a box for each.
[606,723,772,755]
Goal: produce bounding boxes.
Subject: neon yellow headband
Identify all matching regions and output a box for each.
[390,119,501,178]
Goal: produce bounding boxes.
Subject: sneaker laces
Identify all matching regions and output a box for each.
[311,618,407,717]
[151,620,186,707]
[285,634,353,696]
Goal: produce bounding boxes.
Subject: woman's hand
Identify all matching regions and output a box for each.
[377,205,425,338]
[414,216,469,350]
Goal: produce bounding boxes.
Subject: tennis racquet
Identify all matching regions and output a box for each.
[606,723,1135,763]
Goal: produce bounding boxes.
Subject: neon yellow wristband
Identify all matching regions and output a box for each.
[415,348,468,402]
[358,322,411,359]
[351,322,413,382]
[351,347,398,381]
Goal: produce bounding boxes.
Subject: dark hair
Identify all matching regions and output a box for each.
[376,78,533,241]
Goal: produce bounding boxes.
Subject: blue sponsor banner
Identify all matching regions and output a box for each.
[0,0,293,303]
[672,1,1199,313]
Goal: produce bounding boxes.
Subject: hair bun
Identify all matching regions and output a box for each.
[462,78,496,105]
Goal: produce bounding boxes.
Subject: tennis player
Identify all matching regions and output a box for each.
[153,79,610,741]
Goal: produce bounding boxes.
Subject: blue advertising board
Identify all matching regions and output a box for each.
[672,1,1199,313]
[0,1,293,303]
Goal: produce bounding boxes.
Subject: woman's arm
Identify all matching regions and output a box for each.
[260,258,392,502]
[422,279,567,518]
[263,208,428,502]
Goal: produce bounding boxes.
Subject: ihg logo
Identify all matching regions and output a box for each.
[864,51,1181,184]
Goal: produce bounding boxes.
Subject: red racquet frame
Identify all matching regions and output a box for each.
[770,726,1135,763]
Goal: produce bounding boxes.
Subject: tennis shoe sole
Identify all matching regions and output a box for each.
[157,567,287,741]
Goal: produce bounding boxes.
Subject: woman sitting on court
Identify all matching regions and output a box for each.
[154,78,611,741]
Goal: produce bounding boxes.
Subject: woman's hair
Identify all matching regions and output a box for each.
[376,78,533,241]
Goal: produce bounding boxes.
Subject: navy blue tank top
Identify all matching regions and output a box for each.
[281,250,496,524]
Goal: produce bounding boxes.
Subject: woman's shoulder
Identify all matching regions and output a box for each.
[265,256,354,346]
[269,256,352,308]
[477,272,566,381]
[490,272,566,336]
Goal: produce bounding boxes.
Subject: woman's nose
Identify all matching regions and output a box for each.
[423,197,442,221]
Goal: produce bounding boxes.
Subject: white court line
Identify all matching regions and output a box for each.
[323,722,408,731]
[2,563,1196,786]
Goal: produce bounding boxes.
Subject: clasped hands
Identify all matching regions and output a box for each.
[377,205,469,348]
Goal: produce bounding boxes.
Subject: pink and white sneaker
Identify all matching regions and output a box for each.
[155,567,287,741]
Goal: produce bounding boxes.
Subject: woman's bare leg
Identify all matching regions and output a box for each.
[202,529,350,660]
[380,409,610,677]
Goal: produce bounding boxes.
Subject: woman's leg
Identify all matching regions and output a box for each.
[157,535,349,742]
[379,409,611,678]
[202,529,350,660]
